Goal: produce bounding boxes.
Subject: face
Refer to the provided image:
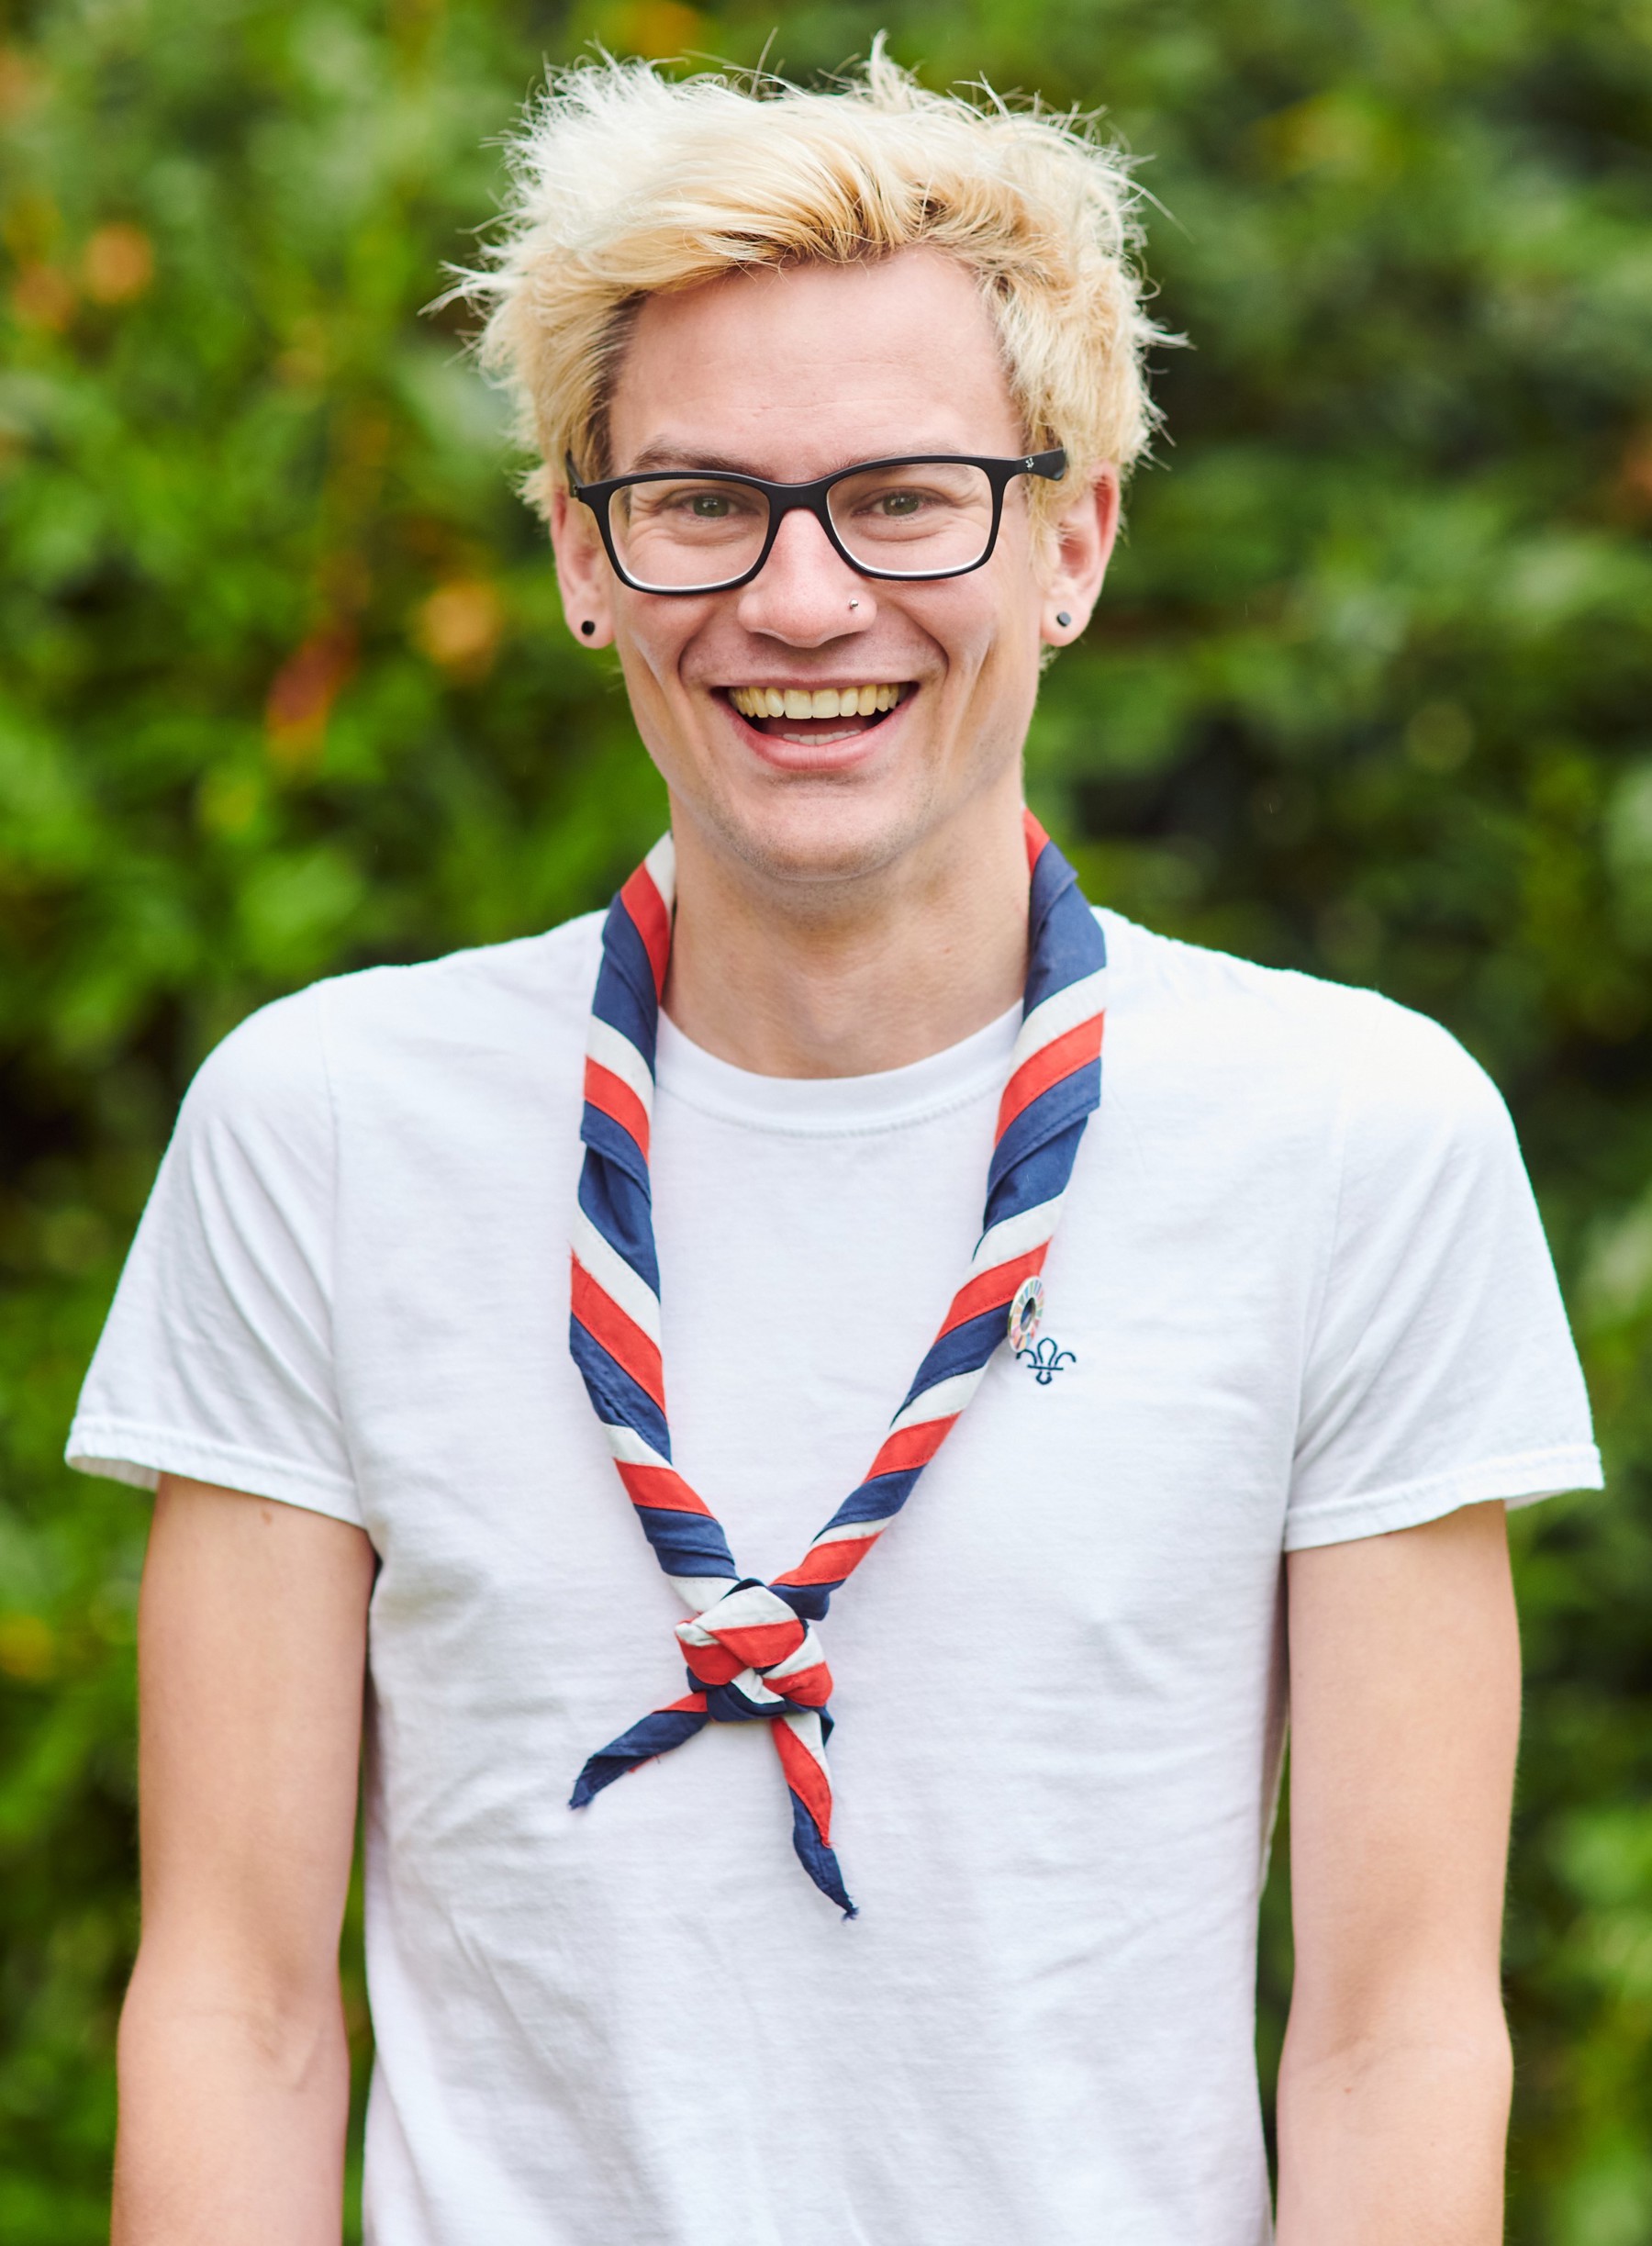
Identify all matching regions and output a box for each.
[550,249,1118,891]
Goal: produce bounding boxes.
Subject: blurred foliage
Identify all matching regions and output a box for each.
[1,0,1649,2237]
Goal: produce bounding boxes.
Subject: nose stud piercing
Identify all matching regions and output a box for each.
[848,598,860,611]
[581,620,596,636]
[1055,611,1072,628]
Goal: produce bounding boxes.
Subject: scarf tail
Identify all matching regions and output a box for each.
[569,1697,709,1808]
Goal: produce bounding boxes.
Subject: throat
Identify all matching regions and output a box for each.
[662,797,1036,1078]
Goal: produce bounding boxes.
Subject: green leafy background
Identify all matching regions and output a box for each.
[2,0,1648,2236]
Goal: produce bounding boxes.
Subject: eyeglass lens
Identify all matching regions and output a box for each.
[606,461,999,591]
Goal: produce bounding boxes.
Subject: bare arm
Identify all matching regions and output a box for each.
[1276,1501,1521,2246]
[114,1474,375,2246]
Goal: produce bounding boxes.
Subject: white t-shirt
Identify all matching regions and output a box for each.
[69,907,1600,2246]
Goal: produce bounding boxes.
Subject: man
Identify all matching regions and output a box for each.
[72,49,1601,2246]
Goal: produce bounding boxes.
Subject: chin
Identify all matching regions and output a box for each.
[696,780,941,893]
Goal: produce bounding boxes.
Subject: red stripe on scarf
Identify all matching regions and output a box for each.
[708,1618,805,1669]
[772,1657,832,1709]
[682,1640,749,1687]
[773,1723,834,1844]
[995,1013,1104,1142]
[773,1532,880,1589]
[938,1244,1046,1337]
[570,1256,665,1411]
[620,864,672,1000]
[584,1057,651,1161]
[616,1461,713,1516]
[866,1414,959,1481]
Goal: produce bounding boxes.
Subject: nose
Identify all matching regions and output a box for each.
[734,507,876,645]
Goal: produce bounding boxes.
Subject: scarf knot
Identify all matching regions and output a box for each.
[676,1580,835,1717]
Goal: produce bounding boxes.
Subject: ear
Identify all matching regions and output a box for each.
[549,484,616,649]
[1040,466,1121,649]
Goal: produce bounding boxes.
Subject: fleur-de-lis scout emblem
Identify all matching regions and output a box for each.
[1017,1335,1077,1385]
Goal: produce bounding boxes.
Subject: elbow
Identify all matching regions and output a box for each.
[1278,1976,1514,2151]
[118,1934,349,2099]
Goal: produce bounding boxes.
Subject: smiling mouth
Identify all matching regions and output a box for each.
[725,681,911,745]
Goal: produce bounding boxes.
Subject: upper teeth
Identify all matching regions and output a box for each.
[730,684,905,720]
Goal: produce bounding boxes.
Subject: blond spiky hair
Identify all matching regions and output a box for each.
[462,39,1167,521]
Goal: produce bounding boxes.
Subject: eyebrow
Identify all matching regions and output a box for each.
[616,439,975,478]
[622,442,762,476]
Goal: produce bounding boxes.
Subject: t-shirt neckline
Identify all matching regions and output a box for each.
[654,1000,1022,1136]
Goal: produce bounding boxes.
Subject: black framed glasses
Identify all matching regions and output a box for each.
[566,447,1067,596]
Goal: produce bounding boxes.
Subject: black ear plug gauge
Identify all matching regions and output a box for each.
[581,620,596,636]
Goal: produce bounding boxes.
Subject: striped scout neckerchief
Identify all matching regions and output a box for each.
[568,810,1107,1914]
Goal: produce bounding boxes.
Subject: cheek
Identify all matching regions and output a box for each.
[902,591,1002,688]
[927,542,1044,685]
[616,607,705,709]
[611,643,690,781]
[935,589,1040,707]
[612,613,733,798]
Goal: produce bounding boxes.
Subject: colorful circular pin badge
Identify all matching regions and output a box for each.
[1007,1274,1044,1354]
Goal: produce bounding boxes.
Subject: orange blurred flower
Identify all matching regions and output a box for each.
[415,579,505,678]
[265,627,357,769]
[11,263,75,331]
[0,47,37,121]
[84,221,155,305]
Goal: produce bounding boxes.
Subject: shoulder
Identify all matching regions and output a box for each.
[314,911,605,1060]
[1100,909,1505,1146]
[184,911,607,1135]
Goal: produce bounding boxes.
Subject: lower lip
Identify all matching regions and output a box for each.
[720,695,912,773]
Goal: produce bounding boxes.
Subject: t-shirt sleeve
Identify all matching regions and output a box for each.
[65,983,364,1528]
[1285,1000,1602,1550]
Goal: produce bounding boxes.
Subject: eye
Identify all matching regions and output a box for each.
[839,477,965,524]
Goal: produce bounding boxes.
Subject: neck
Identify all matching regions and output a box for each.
[662,780,1033,1078]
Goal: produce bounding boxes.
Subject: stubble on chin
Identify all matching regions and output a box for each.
[672,764,954,903]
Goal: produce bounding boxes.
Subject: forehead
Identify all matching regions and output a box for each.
[605,248,1023,478]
